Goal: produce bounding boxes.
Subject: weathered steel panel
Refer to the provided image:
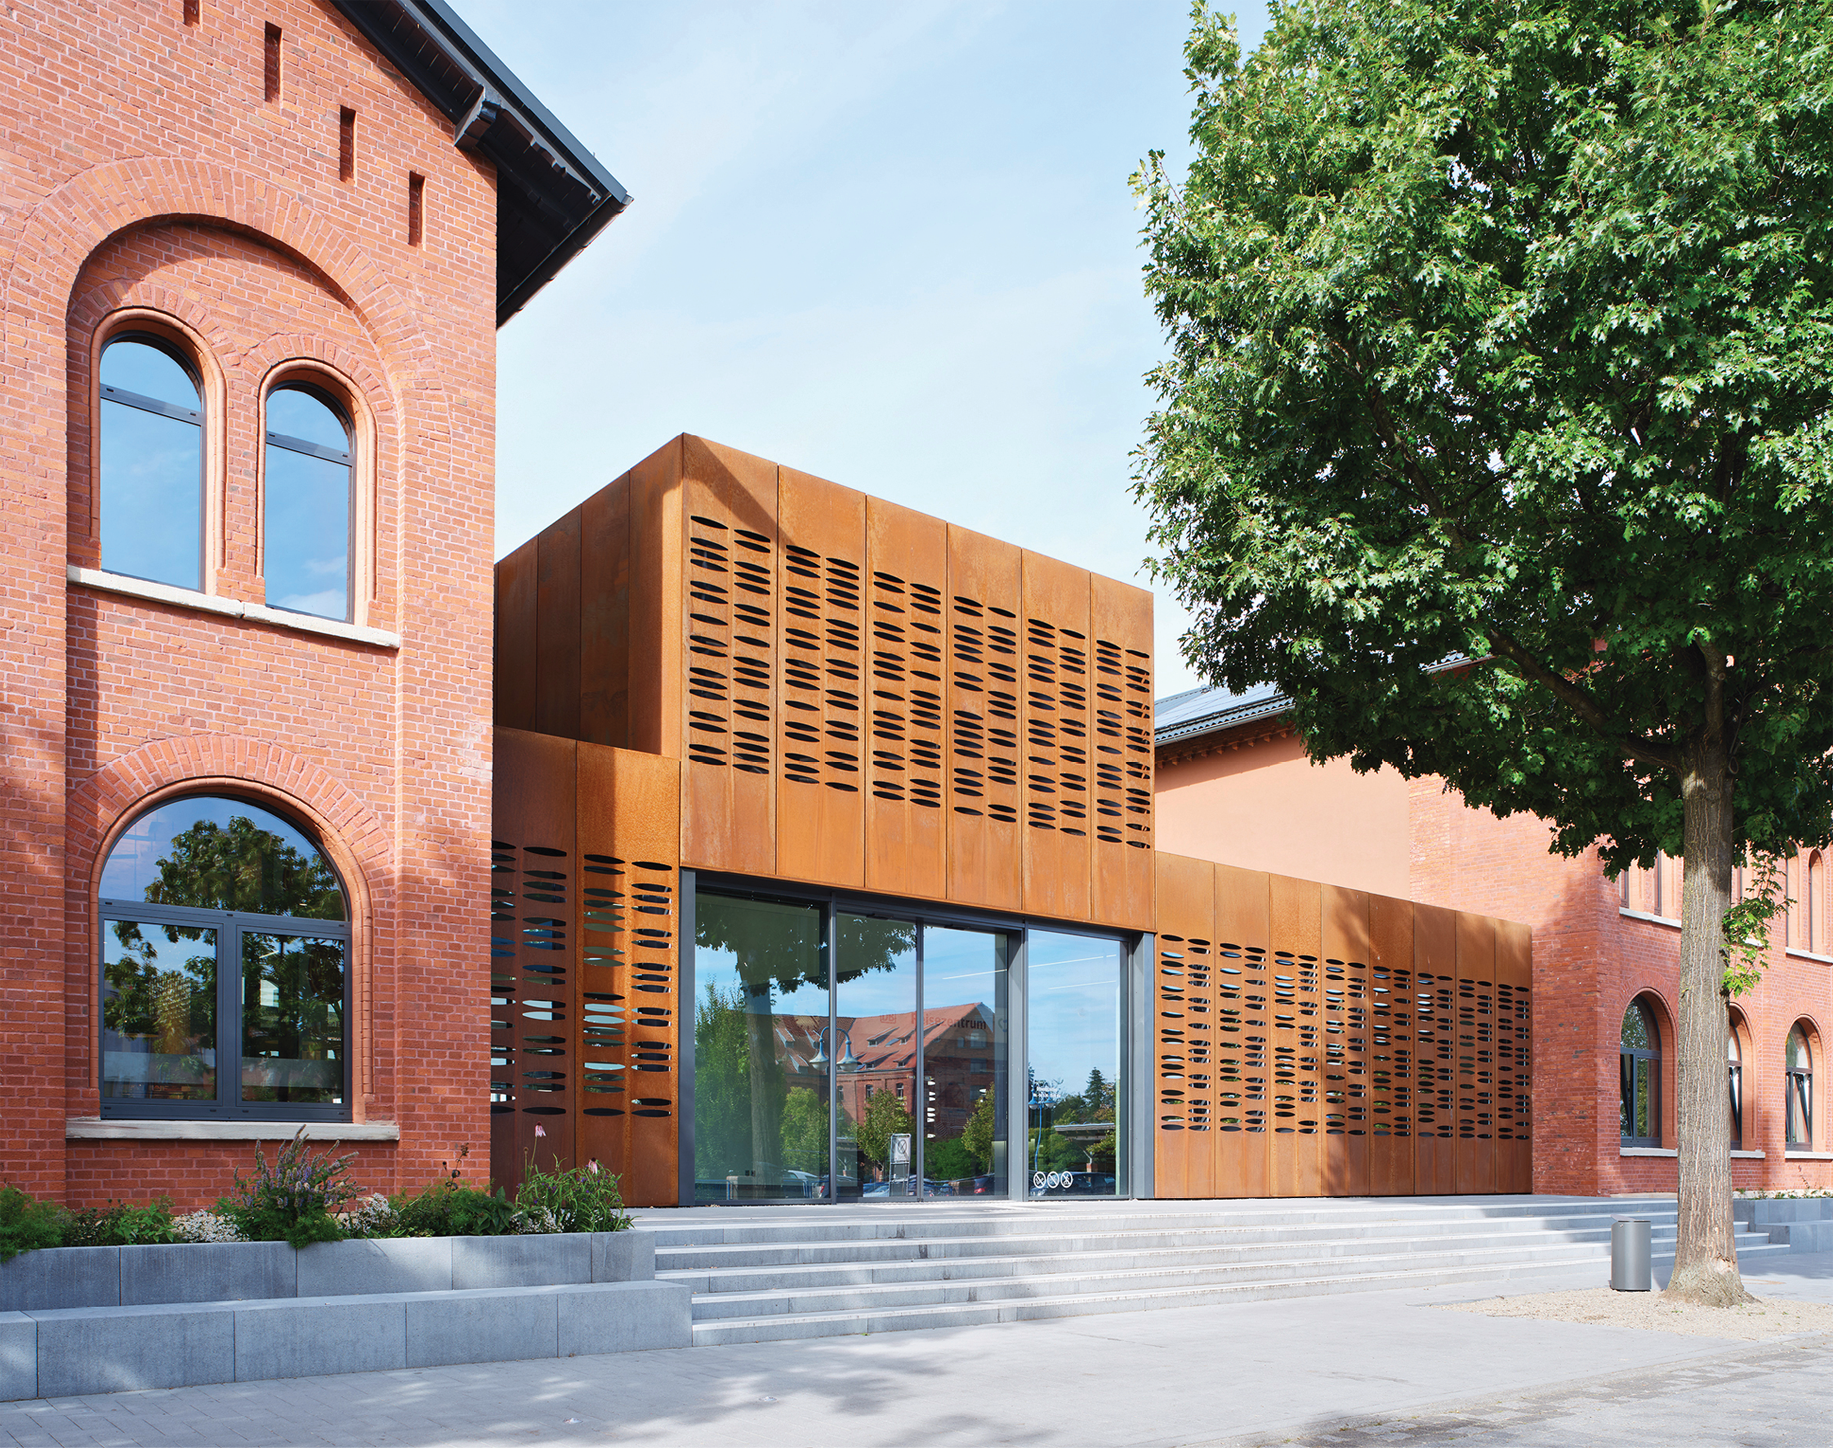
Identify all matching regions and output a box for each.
[1495,918,1533,1193]
[944,524,1023,911]
[678,436,776,875]
[1322,885,1370,1197]
[579,474,632,749]
[1152,852,1216,1199]
[493,541,538,734]
[1267,874,1323,1197]
[1413,903,1459,1195]
[1089,575,1155,930]
[775,466,867,888]
[1020,551,1093,922]
[490,729,579,1190]
[535,507,583,741]
[1455,911,1499,1195]
[863,496,948,899]
[1213,863,1271,1198]
[1367,892,1417,1195]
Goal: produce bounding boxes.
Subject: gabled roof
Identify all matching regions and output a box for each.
[1154,681,1290,748]
[330,0,629,326]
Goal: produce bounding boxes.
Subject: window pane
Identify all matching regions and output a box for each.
[834,915,918,1200]
[100,917,216,1101]
[1636,1058,1653,1139]
[1620,1053,1633,1136]
[240,934,345,1103]
[100,395,200,590]
[101,340,196,409]
[1620,1002,1652,1050]
[267,388,349,452]
[1788,1027,1809,1070]
[264,442,349,620]
[692,893,828,1202]
[919,926,1008,1198]
[1026,930,1122,1197]
[100,795,345,919]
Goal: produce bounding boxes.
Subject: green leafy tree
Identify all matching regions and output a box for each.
[1135,0,1833,1305]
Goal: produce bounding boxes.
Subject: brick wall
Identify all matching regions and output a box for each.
[0,0,499,1205]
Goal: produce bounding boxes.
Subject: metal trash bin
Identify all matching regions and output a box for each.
[1611,1217,1651,1292]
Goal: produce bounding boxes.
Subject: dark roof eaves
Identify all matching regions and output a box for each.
[327,0,630,325]
[1154,691,1293,747]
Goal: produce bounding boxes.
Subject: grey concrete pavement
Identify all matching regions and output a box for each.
[5,1252,1832,1448]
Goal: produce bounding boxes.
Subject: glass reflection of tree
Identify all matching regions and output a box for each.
[143,814,344,918]
[694,903,911,1185]
[102,919,216,1098]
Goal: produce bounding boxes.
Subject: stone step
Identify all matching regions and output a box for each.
[665,1224,1775,1295]
[689,1247,1781,1345]
[645,1198,1686,1247]
[678,1235,1788,1322]
[656,1214,1685,1271]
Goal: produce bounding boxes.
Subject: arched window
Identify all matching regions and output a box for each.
[1810,853,1825,954]
[98,795,349,1120]
[1786,1025,1813,1148]
[1620,1000,1660,1146]
[1728,1027,1743,1149]
[263,384,352,621]
[99,336,203,590]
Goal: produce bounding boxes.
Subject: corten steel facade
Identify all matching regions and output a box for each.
[1157,686,1832,1198]
[1,0,622,1207]
[491,437,1535,1204]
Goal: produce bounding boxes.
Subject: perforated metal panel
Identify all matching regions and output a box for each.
[1154,855,1531,1199]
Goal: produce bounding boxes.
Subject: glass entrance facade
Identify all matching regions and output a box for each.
[691,885,1132,1202]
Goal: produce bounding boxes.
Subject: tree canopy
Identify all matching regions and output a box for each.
[1134,0,1833,1304]
[1135,0,1833,869]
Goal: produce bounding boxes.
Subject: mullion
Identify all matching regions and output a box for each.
[102,384,200,425]
[913,924,925,1195]
[266,429,350,465]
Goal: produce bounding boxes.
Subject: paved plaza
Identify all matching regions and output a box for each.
[6,1250,1831,1447]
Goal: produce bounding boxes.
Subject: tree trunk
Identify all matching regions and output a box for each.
[1666,730,1751,1305]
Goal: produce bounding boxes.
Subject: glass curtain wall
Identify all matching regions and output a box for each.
[692,889,1127,1202]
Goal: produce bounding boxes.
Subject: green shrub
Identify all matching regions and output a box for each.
[387,1180,521,1238]
[515,1159,632,1234]
[223,1129,363,1250]
[62,1199,177,1248]
[0,1188,68,1262]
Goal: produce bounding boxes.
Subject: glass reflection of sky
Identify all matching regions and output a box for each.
[1026,930,1120,1094]
[101,796,327,903]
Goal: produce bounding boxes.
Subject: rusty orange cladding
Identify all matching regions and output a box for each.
[1019,550,1094,922]
[863,496,950,899]
[944,523,1024,912]
[677,437,775,875]
[775,466,867,887]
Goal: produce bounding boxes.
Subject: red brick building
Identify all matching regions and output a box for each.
[1,0,624,1207]
[1156,684,1833,1197]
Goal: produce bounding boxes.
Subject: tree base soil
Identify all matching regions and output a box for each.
[1439,1286,1833,1340]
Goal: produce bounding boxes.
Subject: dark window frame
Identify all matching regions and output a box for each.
[97,796,352,1122]
[1619,1001,1660,1147]
[1728,1029,1743,1150]
[1787,1029,1813,1148]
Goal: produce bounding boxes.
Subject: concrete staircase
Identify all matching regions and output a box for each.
[642,1197,1791,1344]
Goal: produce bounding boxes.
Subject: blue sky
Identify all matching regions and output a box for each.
[471,1,1271,696]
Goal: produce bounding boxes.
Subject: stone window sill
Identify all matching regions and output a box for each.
[68,566,399,649]
[1785,1150,1833,1161]
[68,1118,399,1142]
[1785,948,1833,964]
[1620,1147,1767,1159]
[1618,908,1680,929]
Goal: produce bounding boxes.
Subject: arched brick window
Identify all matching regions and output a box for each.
[98,334,203,590]
[98,794,350,1121]
[1810,852,1825,954]
[1620,998,1660,1147]
[1786,1024,1813,1148]
[1727,1017,1745,1149]
[263,381,354,621]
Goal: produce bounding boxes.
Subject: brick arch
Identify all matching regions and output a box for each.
[1,156,448,449]
[66,733,390,902]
